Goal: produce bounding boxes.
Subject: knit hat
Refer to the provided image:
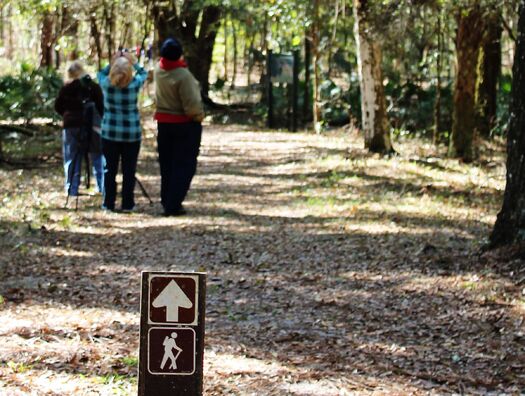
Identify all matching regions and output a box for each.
[160,38,183,61]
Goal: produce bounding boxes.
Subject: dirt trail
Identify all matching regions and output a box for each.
[0,123,523,395]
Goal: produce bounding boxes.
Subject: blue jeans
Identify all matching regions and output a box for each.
[62,129,104,196]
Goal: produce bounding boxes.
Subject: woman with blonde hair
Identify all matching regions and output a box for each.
[55,60,104,198]
[97,52,147,212]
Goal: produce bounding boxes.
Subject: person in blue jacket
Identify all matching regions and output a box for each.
[97,52,147,212]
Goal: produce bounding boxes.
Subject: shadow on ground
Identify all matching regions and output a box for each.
[0,127,521,394]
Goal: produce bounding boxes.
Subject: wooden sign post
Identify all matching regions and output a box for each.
[138,272,206,395]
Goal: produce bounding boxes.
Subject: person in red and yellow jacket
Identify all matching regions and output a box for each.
[154,38,204,216]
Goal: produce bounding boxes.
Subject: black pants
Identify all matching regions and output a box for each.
[102,137,141,210]
[157,122,202,214]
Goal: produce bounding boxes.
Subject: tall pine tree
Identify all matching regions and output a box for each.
[490,0,525,247]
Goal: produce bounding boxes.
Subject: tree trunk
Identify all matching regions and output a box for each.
[151,1,221,96]
[303,27,312,123]
[476,10,502,139]
[139,1,152,62]
[90,11,103,70]
[449,5,484,162]
[490,2,525,247]
[312,0,322,132]
[261,13,268,54]
[223,16,228,83]
[327,0,340,78]
[120,18,132,50]
[53,6,62,68]
[246,30,255,89]
[353,0,392,154]
[62,5,79,61]
[103,1,116,59]
[6,4,12,58]
[40,11,54,68]
[191,6,221,96]
[231,19,238,89]
[0,6,4,49]
[433,8,443,146]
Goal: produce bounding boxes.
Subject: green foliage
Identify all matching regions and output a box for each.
[492,73,513,137]
[267,84,293,128]
[97,372,134,385]
[259,75,356,129]
[120,356,138,368]
[16,0,61,15]
[319,79,350,126]
[385,76,453,137]
[346,75,362,123]
[6,361,32,373]
[0,64,63,123]
[58,215,73,229]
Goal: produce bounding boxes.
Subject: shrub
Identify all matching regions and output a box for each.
[384,73,453,138]
[0,63,63,124]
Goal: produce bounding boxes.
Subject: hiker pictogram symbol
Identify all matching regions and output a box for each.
[149,275,198,325]
[147,327,196,375]
[160,332,183,370]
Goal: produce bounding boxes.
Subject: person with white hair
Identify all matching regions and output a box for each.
[55,61,105,197]
[97,51,147,212]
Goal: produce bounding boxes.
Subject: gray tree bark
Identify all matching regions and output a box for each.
[353,0,392,154]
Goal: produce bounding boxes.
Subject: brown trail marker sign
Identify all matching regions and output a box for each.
[138,272,206,395]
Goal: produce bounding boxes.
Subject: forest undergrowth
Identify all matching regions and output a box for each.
[0,119,524,395]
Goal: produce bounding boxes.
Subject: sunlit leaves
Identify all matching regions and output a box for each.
[14,0,61,15]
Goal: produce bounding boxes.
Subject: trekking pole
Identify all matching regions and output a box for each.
[136,176,154,205]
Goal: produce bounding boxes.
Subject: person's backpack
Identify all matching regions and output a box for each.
[72,75,101,153]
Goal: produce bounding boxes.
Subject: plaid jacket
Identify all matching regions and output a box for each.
[97,63,147,142]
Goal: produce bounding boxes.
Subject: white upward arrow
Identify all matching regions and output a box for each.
[152,280,193,322]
